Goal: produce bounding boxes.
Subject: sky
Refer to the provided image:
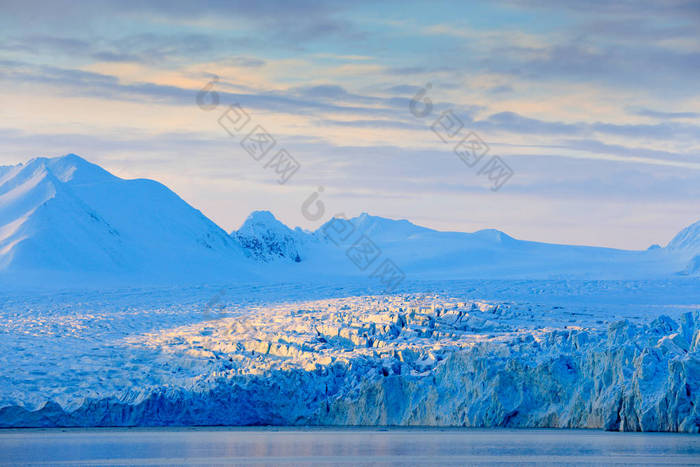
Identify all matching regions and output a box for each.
[0,0,698,249]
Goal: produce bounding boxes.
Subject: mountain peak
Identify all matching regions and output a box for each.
[237,211,291,236]
[347,212,422,229]
[472,228,516,243]
[245,210,280,223]
[57,153,88,163]
[26,153,88,167]
[17,154,114,185]
[352,213,431,236]
[234,211,302,263]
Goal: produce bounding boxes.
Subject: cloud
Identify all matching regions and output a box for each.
[484,42,700,93]
[487,85,513,94]
[557,139,700,169]
[477,111,700,141]
[319,119,424,130]
[0,34,92,55]
[482,112,579,135]
[499,0,700,19]
[384,65,456,75]
[630,108,700,120]
[4,58,699,165]
[91,51,145,63]
[0,31,252,66]
[0,60,475,124]
[296,84,351,99]
[0,61,394,117]
[0,0,367,46]
[384,85,423,95]
[226,57,267,68]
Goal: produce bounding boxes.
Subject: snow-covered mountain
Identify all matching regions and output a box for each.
[297,212,696,279]
[232,211,304,263]
[0,154,252,285]
[0,154,698,286]
[667,219,700,253]
[666,220,700,275]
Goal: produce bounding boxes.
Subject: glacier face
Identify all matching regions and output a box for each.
[1,281,697,432]
[324,314,699,432]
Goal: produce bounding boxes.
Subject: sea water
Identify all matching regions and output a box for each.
[0,428,698,466]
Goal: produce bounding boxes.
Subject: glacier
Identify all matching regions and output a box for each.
[0,280,698,431]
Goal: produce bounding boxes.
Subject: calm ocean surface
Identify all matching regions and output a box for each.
[0,428,698,466]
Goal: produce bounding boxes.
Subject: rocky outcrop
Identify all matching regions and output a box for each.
[233,210,304,262]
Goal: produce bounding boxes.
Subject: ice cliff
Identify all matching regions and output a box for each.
[2,297,697,432]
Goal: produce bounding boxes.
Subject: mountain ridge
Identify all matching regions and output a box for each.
[1,154,698,285]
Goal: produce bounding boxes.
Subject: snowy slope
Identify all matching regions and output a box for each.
[668,220,700,254]
[0,154,252,285]
[667,220,700,275]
